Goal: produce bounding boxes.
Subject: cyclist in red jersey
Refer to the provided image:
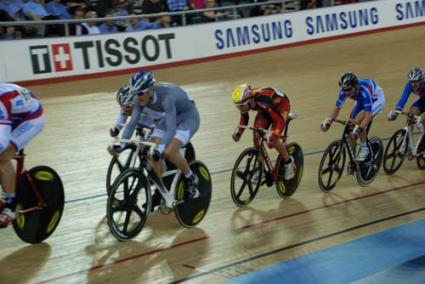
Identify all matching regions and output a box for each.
[231,84,295,180]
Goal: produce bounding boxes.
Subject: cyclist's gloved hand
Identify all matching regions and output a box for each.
[151,144,164,161]
[351,126,363,140]
[107,144,122,156]
[321,118,332,132]
[232,132,241,142]
[388,110,399,121]
[109,127,120,137]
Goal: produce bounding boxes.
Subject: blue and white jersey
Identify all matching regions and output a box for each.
[336,79,383,113]
[394,81,425,110]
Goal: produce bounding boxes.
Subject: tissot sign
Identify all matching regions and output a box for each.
[29,33,175,75]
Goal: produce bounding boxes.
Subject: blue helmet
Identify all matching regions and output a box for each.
[129,71,156,95]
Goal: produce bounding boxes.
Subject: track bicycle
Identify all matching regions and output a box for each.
[106,138,211,241]
[2,150,65,243]
[106,127,196,194]
[318,119,383,191]
[383,110,425,174]
[230,113,304,207]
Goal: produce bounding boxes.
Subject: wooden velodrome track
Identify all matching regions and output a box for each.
[1,25,425,283]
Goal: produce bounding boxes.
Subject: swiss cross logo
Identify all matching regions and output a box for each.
[52,44,73,72]
[30,43,74,74]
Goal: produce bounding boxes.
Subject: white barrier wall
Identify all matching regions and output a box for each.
[0,0,424,83]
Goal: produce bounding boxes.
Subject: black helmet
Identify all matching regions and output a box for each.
[339,72,358,88]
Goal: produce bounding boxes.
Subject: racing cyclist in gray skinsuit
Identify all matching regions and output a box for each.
[121,71,201,199]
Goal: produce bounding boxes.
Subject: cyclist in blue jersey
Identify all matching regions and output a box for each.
[388,67,425,134]
[321,72,385,164]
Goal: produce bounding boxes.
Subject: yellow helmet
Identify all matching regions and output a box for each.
[232,84,251,105]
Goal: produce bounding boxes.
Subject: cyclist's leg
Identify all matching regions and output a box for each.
[253,112,270,164]
[163,107,200,176]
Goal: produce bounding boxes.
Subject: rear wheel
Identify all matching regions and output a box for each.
[230,147,263,207]
[13,166,64,244]
[275,142,304,198]
[356,137,383,186]
[318,140,346,192]
[174,161,212,228]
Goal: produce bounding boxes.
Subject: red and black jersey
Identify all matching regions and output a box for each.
[238,87,290,136]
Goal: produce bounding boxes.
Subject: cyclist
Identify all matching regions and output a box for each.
[109,84,164,139]
[321,72,385,166]
[388,67,425,142]
[231,84,295,180]
[0,83,44,227]
[119,71,201,198]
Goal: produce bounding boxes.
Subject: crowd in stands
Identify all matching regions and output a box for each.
[0,0,372,40]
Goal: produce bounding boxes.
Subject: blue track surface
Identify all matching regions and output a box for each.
[228,219,425,284]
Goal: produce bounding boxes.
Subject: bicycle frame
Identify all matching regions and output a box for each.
[333,119,376,171]
[239,113,295,182]
[13,150,45,214]
[116,139,182,209]
[394,111,423,157]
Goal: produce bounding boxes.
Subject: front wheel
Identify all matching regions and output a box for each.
[383,129,407,175]
[275,142,304,198]
[416,133,425,170]
[318,140,346,192]
[106,145,142,195]
[13,166,65,244]
[106,168,151,241]
[230,147,263,207]
[174,160,212,228]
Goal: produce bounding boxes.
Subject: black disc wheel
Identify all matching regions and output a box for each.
[13,166,64,244]
[275,142,304,198]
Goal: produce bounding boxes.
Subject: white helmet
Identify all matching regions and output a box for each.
[116,84,134,107]
[408,67,424,82]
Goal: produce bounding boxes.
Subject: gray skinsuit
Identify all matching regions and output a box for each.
[122,82,200,152]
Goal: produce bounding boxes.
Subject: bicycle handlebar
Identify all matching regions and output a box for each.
[114,139,157,156]
[394,110,422,121]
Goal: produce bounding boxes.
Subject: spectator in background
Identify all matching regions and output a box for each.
[46,0,71,19]
[301,0,323,9]
[84,10,100,34]
[188,0,204,9]
[125,13,161,31]
[66,0,86,15]
[22,0,49,21]
[98,10,119,33]
[69,6,88,35]
[0,25,22,39]
[166,0,188,26]
[0,0,24,20]
[202,0,228,22]
[141,0,166,22]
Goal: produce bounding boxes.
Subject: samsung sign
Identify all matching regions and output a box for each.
[395,0,425,21]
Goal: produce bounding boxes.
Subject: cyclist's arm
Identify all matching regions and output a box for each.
[157,96,177,153]
[394,83,412,111]
[237,113,249,135]
[121,103,142,140]
[115,111,128,131]
[357,90,373,128]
